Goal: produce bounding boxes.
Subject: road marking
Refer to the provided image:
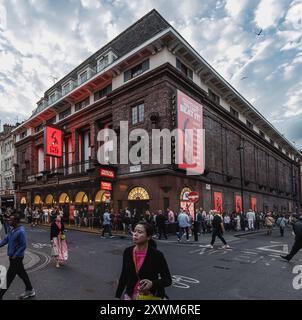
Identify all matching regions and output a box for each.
[172,275,200,289]
[256,244,288,254]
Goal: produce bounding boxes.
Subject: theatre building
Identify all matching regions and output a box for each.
[13,10,302,220]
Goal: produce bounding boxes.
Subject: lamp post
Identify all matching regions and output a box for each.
[237,143,244,214]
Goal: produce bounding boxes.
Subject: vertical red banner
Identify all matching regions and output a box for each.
[235,195,242,213]
[251,197,257,212]
[214,192,223,213]
[177,90,204,175]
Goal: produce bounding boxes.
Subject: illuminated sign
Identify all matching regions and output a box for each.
[101,181,112,191]
[45,126,63,157]
[99,168,115,179]
[177,90,205,175]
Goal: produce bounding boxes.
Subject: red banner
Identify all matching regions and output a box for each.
[251,197,257,212]
[177,90,204,175]
[45,126,63,157]
[235,195,242,213]
[69,205,75,220]
[214,192,223,213]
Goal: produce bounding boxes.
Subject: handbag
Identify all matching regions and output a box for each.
[60,233,66,240]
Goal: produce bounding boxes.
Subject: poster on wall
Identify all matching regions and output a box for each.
[235,195,242,213]
[214,192,223,213]
[177,90,205,175]
[180,201,195,218]
[251,197,257,212]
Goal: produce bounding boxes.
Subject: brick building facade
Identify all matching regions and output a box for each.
[12,10,301,220]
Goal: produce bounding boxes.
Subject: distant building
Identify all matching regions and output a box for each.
[0,124,17,209]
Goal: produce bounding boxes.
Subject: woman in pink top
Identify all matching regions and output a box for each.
[116,222,172,300]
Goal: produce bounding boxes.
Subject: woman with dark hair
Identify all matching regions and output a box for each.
[115,221,172,300]
[50,214,68,268]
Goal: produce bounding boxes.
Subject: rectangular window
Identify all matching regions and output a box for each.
[98,55,109,72]
[176,58,193,80]
[94,84,112,101]
[59,107,71,120]
[246,120,253,130]
[75,97,90,112]
[47,116,56,125]
[270,138,274,145]
[259,130,265,138]
[230,107,239,119]
[49,93,55,104]
[63,83,71,95]
[79,71,88,84]
[208,89,220,105]
[124,59,150,82]
[131,103,145,125]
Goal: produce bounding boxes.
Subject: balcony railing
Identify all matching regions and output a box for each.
[47,160,95,177]
[32,62,112,116]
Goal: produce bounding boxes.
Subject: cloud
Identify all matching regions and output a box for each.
[0,0,301,150]
[254,0,288,30]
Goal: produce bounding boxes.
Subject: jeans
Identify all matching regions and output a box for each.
[211,229,227,246]
[102,224,112,237]
[178,227,189,240]
[0,257,33,299]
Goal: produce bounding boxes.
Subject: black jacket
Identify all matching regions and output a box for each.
[50,222,65,240]
[115,245,172,299]
[293,219,302,240]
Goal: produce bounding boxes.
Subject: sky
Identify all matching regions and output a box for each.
[0,0,302,148]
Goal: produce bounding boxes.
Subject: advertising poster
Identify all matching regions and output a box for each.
[251,197,257,212]
[235,195,242,213]
[177,90,205,175]
[44,126,63,157]
[214,192,223,213]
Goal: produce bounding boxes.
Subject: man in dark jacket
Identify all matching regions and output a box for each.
[280,214,302,261]
[0,215,35,300]
[156,210,168,240]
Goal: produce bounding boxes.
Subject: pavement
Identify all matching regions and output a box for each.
[0,224,301,300]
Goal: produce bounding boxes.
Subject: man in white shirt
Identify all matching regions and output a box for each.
[246,209,256,230]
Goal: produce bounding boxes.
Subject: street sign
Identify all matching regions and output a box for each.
[188,191,199,202]
[101,181,112,191]
[99,168,115,179]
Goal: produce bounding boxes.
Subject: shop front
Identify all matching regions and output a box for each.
[179,187,195,218]
[59,192,70,222]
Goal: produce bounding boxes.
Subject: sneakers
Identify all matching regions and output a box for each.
[109,236,115,239]
[100,236,106,239]
[222,245,231,249]
[208,245,214,249]
[19,289,36,300]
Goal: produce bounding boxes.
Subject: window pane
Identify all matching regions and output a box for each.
[138,104,144,122]
[132,107,138,124]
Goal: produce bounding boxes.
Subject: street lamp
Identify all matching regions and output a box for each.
[236,143,244,214]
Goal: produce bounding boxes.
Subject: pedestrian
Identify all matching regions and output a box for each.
[196,209,203,234]
[101,209,114,238]
[0,214,36,300]
[276,214,288,237]
[177,208,190,242]
[74,207,79,227]
[223,213,231,231]
[50,214,68,268]
[265,212,275,236]
[209,211,230,249]
[115,221,172,300]
[280,214,302,261]
[246,209,256,231]
[156,210,168,240]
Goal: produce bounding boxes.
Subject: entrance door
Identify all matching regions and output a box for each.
[128,200,149,220]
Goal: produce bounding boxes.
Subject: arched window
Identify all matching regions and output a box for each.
[75,191,88,204]
[20,197,27,204]
[59,193,70,204]
[95,190,111,203]
[128,187,150,200]
[45,194,54,205]
[34,195,42,205]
